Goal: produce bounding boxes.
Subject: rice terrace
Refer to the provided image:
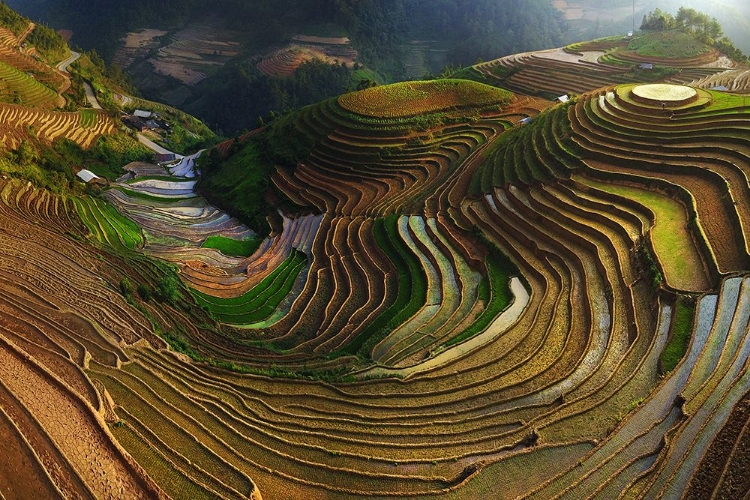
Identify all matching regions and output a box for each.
[4,1,750,499]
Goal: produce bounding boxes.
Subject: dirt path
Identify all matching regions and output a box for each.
[82,81,101,109]
[136,134,172,155]
[17,22,35,44]
[55,50,79,95]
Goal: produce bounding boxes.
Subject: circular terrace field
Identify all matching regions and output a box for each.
[338,79,512,119]
[631,84,698,107]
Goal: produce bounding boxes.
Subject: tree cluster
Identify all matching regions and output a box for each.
[6,0,568,134]
[0,1,27,35]
[187,59,353,135]
[641,7,746,62]
[189,0,563,133]
[25,22,68,62]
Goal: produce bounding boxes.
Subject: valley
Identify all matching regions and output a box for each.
[0,2,750,499]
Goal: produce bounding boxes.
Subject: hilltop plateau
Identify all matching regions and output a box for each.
[1,2,750,499]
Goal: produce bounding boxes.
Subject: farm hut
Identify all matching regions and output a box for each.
[156,153,176,163]
[519,117,533,126]
[123,116,148,132]
[557,95,570,104]
[710,85,728,91]
[639,63,654,70]
[76,169,100,183]
[134,109,153,119]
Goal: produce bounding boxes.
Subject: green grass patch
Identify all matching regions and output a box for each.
[626,30,711,59]
[80,108,98,128]
[338,79,513,118]
[73,196,144,251]
[577,176,709,291]
[351,67,383,86]
[660,296,696,373]
[698,89,750,113]
[192,251,307,325]
[201,235,261,257]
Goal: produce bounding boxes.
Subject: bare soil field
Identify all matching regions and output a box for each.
[257,40,357,77]
[117,17,241,87]
[112,29,168,69]
[0,180,176,499]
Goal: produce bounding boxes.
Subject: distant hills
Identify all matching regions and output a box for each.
[12,0,750,135]
[7,0,566,134]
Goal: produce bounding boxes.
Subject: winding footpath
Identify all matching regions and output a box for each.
[55,50,79,96]
[56,50,80,73]
[83,81,102,109]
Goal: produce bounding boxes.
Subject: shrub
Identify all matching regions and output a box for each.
[119,277,133,297]
[137,284,152,302]
[155,275,181,304]
[660,295,696,373]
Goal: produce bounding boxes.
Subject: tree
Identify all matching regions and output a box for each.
[356,78,377,91]
[14,140,38,165]
[641,8,675,31]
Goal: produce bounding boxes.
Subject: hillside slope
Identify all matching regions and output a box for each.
[3,23,750,500]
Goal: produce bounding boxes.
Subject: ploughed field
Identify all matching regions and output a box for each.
[4,48,750,500]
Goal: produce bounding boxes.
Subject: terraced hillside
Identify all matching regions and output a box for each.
[4,37,750,500]
[0,103,114,148]
[470,31,742,100]
[96,78,750,498]
[0,11,120,152]
[0,24,66,108]
[257,36,357,78]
